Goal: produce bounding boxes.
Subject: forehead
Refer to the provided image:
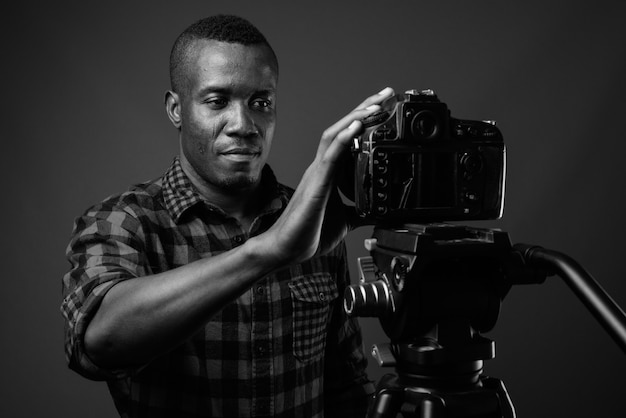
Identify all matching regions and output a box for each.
[183,40,278,94]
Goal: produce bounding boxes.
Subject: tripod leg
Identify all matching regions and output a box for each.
[367,375,404,418]
[367,376,446,418]
[481,377,516,418]
[400,393,445,418]
[400,386,513,418]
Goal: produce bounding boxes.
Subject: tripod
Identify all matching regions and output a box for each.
[366,324,515,418]
[344,223,626,418]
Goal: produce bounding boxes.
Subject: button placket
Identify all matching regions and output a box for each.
[251,277,273,416]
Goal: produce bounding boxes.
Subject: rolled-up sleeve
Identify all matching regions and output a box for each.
[61,204,147,380]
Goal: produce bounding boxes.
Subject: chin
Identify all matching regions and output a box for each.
[217,173,259,191]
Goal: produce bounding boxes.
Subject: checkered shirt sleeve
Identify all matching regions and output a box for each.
[61,197,150,379]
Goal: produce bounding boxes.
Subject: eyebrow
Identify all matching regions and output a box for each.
[197,85,276,98]
[196,86,232,97]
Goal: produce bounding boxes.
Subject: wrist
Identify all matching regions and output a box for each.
[244,233,287,274]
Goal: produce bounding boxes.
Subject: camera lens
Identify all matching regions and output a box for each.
[410,110,440,141]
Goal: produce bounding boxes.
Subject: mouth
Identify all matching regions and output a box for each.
[220,147,262,162]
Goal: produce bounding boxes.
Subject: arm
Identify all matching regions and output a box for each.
[80,87,396,371]
[82,232,276,369]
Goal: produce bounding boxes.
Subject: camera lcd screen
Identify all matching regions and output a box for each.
[388,151,457,209]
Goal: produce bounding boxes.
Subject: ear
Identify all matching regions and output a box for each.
[165,90,182,129]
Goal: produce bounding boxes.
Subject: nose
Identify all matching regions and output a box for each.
[225,102,258,138]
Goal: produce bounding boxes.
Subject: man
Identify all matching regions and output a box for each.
[61,14,394,417]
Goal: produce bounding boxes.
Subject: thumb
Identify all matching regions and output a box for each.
[344,204,375,231]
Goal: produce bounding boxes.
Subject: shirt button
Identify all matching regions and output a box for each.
[319,292,326,302]
[233,236,243,244]
[256,286,264,295]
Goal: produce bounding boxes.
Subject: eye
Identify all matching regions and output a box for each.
[204,96,228,109]
[251,97,273,111]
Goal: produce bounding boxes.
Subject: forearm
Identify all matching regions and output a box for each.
[84,234,276,369]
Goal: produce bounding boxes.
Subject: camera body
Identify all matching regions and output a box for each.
[342,89,506,223]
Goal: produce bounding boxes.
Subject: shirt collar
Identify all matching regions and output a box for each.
[162,157,288,224]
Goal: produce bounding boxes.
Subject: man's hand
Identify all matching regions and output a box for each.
[259,87,395,266]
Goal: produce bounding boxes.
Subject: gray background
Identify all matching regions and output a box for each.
[4,1,626,417]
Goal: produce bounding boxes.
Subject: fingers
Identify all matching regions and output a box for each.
[318,87,395,156]
[322,118,363,161]
[337,86,395,134]
[352,86,395,112]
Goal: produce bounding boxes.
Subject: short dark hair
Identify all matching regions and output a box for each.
[169,15,278,92]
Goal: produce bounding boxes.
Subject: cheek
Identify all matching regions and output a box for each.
[184,113,223,152]
[263,122,276,147]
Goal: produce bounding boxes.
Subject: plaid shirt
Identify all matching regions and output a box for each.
[61,157,374,417]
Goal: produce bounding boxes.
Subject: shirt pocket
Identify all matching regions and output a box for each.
[288,273,339,363]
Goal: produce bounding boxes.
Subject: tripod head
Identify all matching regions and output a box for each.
[344,223,545,340]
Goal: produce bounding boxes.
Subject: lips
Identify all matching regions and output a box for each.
[221,147,261,155]
[219,147,262,163]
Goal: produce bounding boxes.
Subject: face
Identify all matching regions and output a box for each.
[167,40,277,194]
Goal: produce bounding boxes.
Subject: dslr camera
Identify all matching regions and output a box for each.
[340,89,506,223]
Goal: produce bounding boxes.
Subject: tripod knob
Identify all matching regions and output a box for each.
[344,280,394,317]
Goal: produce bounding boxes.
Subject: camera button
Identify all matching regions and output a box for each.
[375,205,388,215]
[461,152,483,176]
[464,191,479,202]
[381,128,397,140]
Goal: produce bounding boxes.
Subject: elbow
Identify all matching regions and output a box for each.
[83,318,117,369]
[65,320,136,381]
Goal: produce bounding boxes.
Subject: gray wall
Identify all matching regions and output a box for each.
[5,1,626,417]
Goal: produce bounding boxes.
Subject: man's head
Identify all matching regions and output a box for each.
[165,15,278,195]
[169,15,278,94]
